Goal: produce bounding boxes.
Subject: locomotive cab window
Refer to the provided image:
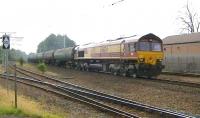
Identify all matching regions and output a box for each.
[151,42,162,51]
[128,44,135,52]
[138,42,150,51]
[78,51,84,57]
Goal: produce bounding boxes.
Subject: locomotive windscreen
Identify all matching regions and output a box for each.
[137,33,162,51]
[137,41,162,51]
[151,42,162,51]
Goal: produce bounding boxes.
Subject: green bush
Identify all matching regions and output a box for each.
[19,57,24,66]
[37,62,47,74]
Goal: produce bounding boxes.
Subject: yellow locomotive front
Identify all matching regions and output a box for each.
[135,33,164,78]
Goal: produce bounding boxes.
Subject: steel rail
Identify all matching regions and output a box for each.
[148,78,200,88]
[162,71,200,78]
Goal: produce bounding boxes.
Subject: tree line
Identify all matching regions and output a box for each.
[37,34,76,53]
[0,47,27,63]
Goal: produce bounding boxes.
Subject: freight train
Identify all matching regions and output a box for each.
[28,33,164,78]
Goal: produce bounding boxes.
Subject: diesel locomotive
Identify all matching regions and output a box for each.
[28,33,164,78]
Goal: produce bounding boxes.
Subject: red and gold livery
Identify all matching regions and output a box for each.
[74,33,164,78]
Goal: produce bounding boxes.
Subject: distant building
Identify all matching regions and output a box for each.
[163,32,200,73]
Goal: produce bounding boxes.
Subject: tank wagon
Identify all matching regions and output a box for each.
[163,32,200,73]
[43,50,54,64]
[35,52,43,62]
[28,53,37,63]
[28,33,164,78]
[54,47,74,66]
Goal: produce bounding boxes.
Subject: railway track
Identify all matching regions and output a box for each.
[81,66,200,89]
[162,71,200,78]
[99,70,200,89]
[6,65,195,118]
[1,73,139,118]
[145,77,200,89]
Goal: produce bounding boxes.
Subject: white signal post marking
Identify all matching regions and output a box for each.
[3,36,9,49]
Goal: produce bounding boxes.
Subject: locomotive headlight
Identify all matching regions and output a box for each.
[157,59,162,62]
[139,58,145,62]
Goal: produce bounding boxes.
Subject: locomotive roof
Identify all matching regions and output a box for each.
[78,33,160,50]
[163,32,200,45]
[77,37,137,50]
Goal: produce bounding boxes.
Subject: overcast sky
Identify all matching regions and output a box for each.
[0,0,200,54]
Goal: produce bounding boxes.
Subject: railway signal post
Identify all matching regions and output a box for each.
[2,34,10,94]
[1,32,21,108]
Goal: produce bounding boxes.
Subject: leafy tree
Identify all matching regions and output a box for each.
[8,49,27,61]
[37,34,76,53]
[19,57,24,66]
[0,46,27,64]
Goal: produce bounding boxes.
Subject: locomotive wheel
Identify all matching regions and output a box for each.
[122,73,126,77]
[120,69,127,77]
[111,69,118,76]
[75,66,78,70]
[113,71,118,76]
[86,67,89,71]
[121,71,127,77]
[147,76,152,79]
[132,74,137,78]
[78,67,81,70]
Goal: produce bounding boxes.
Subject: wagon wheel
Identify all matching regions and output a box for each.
[132,74,137,78]
[122,72,127,77]
[147,76,152,79]
[86,67,89,71]
[121,70,127,77]
[113,71,118,76]
[111,69,118,76]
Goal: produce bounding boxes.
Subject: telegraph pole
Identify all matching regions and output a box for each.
[2,34,10,94]
[63,35,65,48]
[14,64,17,108]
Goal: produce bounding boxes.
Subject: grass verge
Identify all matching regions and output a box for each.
[0,85,64,118]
